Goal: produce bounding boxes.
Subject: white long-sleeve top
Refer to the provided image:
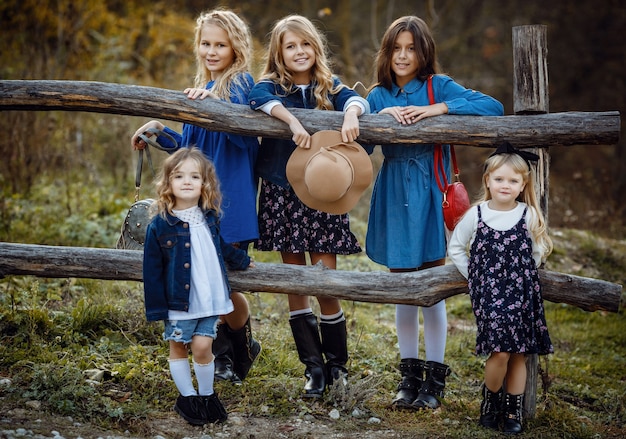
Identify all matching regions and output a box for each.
[447,201,544,279]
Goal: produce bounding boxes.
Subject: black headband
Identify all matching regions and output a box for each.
[489,141,539,166]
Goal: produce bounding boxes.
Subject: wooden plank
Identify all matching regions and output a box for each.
[513,24,550,417]
[0,80,620,148]
[513,25,549,114]
[0,242,620,313]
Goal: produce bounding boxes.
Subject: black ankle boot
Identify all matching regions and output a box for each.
[412,360,451,410]
[391,358,424,409]
[229,317,261,381]
[503,392,524,434]
[212,323,239,384]
[320,319,348,386]
[289,313,326,398]
[479,384,503,430]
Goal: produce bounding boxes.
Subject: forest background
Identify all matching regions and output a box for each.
[0,1,625,438]
[0,0,625,240]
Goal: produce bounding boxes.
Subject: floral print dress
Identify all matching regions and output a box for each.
[467,205,553,356]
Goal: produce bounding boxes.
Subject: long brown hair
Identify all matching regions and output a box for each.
[374,16,440,90]
[154,147,222,218]
[192,9,252,101]
[260,15,343,110]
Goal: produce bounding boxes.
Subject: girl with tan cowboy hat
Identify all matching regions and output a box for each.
[248,14,370,398]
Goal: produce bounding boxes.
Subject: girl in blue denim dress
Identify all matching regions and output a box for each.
[143,148,253,426]
[131,9,261,386]
[248,14,369,398]
[448,142,553,434]
[364,15,504,412]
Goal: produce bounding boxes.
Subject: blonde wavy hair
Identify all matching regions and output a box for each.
[192,9,252,101]
[260,14,344,110]
[480,153,553,259]
[154,147,222,218]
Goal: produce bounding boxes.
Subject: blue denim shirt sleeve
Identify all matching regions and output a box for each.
[249,80,281,110]
[434,75,504,116]
[159,127,182,151]
[362,75,503,154]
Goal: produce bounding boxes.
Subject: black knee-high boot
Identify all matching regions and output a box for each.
[229,317,261,381]
[212,323,238,383]
[213,318,261,384]
[289,313,326,398]
[320,319,348,386]
[391,358,424,409]
[412,360,451,409]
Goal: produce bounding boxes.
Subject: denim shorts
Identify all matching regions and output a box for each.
[162,316,219,344]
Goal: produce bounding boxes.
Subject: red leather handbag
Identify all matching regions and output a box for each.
[434,145,470,230]
[428,76,470,231]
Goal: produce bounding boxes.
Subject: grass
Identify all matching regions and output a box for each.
[0,178,624,437]
[0,241,624,438]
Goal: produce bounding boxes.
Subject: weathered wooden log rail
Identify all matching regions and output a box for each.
[0,243,621,313]
[0,79,620,148]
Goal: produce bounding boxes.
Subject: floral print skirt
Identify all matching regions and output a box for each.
[256,179,362,255]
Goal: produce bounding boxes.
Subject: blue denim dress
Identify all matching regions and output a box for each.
[365,75,504,269]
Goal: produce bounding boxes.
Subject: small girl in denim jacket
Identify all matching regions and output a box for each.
[143,147,253,426]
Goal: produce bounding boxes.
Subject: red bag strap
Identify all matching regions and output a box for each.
[428,75,460,193]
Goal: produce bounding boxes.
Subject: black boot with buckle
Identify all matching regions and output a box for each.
[391,358,425,409]
[320,319,349,387]
[503,392,524,434]
[412,360,451,410]
[289,313,326,398]
[479,384,503,430]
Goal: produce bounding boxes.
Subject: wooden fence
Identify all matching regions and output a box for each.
[0,25,622,417]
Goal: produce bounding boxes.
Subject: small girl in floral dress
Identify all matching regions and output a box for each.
[448,142,553,434]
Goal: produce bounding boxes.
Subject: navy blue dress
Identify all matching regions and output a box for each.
[468,205,553,356]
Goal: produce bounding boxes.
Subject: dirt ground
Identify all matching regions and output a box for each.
[0,405,403,439]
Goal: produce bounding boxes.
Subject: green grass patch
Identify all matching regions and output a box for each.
[0,186,624,437]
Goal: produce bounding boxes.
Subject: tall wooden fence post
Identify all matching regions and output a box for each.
[512,24,549,418]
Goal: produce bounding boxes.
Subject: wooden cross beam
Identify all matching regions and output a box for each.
[0,242,620,313]
[0,80,619,148]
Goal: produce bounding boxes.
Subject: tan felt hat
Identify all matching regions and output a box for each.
[286,130,373,215]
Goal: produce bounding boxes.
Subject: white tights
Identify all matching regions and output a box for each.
[395,301,447,362]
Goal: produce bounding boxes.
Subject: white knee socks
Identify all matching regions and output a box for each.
[396,304,420,359]
[168,358,197,397]
[422,300,447,363]
[395,301,447,362]
[168,358,216,396]
[193,360,215,396]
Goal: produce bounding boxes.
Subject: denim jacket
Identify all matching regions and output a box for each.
[142,209,250,321]
[249,77,370,188]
